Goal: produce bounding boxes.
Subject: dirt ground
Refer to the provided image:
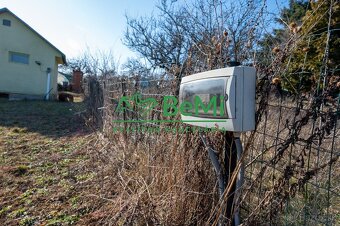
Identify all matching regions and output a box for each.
[0,99,96,225]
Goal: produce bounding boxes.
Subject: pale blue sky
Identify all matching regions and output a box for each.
[0,0,158,63]
[0,0,287,64]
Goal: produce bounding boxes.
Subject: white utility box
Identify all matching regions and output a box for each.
[179,66,256,132]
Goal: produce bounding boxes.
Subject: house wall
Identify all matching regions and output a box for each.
[0,12,63,99]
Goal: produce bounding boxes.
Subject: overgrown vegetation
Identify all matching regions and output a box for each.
[82,0,338,225]
[261,0,340,93]
[1,0,339,225]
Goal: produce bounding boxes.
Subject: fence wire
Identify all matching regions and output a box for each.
[84,3,339,225]
[85,69,338,225]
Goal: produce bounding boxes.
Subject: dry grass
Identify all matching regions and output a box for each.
[80,78,339,225]
[79,125,221,225]
[0,99,217,225]
[0,99,93,225]
[0,87,338,226]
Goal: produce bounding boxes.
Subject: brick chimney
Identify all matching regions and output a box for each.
[72,69,83,93]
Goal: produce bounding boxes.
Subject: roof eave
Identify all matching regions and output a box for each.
[0,7,67,65]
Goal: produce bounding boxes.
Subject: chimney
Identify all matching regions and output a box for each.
[72,69,83,93]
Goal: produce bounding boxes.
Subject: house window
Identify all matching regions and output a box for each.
[9,52,29,64]
[2,19,11,27]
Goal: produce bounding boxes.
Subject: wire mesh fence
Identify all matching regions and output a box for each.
[84,70,338,225]
[82,1,339,225]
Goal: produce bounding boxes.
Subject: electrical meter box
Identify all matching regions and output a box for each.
[179,66,256,132]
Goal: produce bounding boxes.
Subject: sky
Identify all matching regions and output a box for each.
[0,0,288,66]
[0,0,158,64]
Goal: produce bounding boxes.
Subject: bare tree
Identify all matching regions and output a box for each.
[122,58,152,79]
[124,0,266,77]
[59,48,117,78]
